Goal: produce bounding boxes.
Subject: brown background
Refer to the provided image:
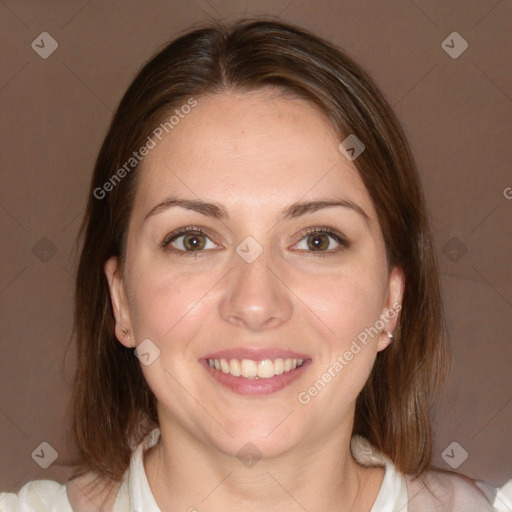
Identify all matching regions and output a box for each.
[1,0,511,496]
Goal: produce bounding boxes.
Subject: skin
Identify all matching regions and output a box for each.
[103,89,404,512]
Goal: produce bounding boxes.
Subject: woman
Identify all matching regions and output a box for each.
[1,18,510,512]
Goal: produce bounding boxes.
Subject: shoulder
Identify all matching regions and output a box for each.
[404,469,496,511]
[0,479,71,511]
[0,473,120,512]
[495,479,512,512]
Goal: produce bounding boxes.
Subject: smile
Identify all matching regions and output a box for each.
[201,347,311,395]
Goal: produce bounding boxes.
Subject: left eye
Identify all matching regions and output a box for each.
[293,228,347,252]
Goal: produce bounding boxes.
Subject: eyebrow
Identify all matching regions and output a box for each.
[144,195,370,224]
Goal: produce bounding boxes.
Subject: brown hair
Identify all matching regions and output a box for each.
[67,16,451,497]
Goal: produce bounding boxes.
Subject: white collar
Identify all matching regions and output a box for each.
[350,434,409,511]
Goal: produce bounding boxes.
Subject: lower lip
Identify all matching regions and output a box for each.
[200,359,311,396]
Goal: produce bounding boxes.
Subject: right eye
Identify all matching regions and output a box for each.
[161,227,218,256]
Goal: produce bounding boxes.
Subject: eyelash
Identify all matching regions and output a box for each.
[161,226,350,258]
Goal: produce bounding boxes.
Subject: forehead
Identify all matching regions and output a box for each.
[133,90,376,222]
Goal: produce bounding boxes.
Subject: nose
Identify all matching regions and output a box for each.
[218,243,294,331]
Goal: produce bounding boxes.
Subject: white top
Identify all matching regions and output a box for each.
[1,427,510,511]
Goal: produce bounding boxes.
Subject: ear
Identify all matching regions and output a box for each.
[104,256,135,348]
[377,265,404,352]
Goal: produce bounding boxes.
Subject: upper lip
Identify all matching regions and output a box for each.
[202,347,311,361]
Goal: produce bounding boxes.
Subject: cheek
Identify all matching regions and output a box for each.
[126,262,219,348]
[293,258,388,349]
[293,272,384,414]
[289,254,388,405]
[304,276,383,336]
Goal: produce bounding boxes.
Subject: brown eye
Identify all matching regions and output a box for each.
[306,233,331,251]
[294,227,349,254]
[162,227,217,255]
[181,232,206,251]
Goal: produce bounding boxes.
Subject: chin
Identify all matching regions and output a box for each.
[209,416,304,460]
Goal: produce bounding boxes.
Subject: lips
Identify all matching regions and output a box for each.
[200,347,311,396]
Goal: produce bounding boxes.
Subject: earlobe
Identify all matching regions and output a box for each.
[104,256,134,347]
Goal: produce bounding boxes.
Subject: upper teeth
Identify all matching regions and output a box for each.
[208,358,305,379]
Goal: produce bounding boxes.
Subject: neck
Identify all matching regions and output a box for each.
[144,420,382,512]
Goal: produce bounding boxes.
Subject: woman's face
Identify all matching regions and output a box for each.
[105,89,403,458]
